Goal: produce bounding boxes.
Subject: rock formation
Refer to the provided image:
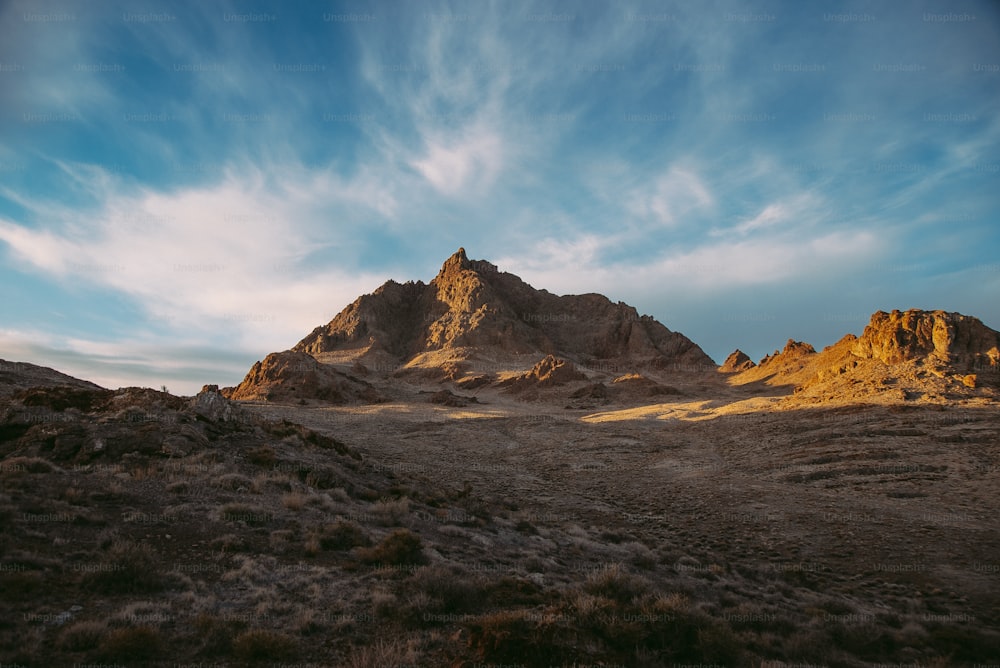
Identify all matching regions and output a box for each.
[224,351,383,404]
[294,248,714,374]
[850,309,1000,370]
[726,309,1000,401]
[719,349,755,373]
[499,355,587,393]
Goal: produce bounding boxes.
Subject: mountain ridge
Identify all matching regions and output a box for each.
[293,248,715,374]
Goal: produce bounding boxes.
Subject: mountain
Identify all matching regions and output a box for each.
[293,247,713,374]
[726,309,1000,402]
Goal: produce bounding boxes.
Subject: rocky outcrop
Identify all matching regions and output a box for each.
[499,355,587,393]
[428,389,478,407]
[719,349,755,373]
[726,309,1000,401]
[851,309,1000,370]
[225,351,383,404]
[610,373,681,397]
[293,248,714,373]
[759,340,816,366]
[191,385,246,422]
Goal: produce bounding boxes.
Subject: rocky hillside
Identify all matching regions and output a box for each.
[294,248,714,373]
[0,359,103,397]
[851,309,1000,369]
[726,309,1000,403]
[224,351,383,404]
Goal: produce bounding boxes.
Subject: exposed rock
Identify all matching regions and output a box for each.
[428,389,478,407]
[782,340,816,356]
[292,248,715,375]
[528,355,587,387]
[499,355,587,393]
[225,351,383,404]
[191,385,246,422]
[500,355,587,391]
[851,309,1000,370]
[728,309,1000,401]
[611,373,681,397]
[455,374,494,390]
[719,349,756,373]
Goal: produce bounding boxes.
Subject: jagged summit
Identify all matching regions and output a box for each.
[292,248,714,377]
[435,246,499,279]
[719,349,755,373]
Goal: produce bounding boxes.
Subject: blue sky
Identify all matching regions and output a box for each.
[1,0,998,394]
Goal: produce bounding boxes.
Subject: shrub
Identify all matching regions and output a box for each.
[93,626,163,661]
[217,473,253,491]
[57,620,106,651]
[346,639,413,668]
[372,497,410,525]
[87,540,164,594]
[246,445,276,466]
[319,520,371,551]
[468,609,574,665]
[584,563,649,604]
[231,629,297,662]
[409,564,485,614]
[358,529,425,566]
[219,503,272,526]
[282,491,306,510]
[1,456,55,474]
[304,465,341,490]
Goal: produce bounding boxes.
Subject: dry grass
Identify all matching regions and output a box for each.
[3,381,998,666]
[56,620,106,651]
[358,529,425,566]
[282,491,306,510]
[231,629,297,662]
[93,626,164,662]
[345,639,415,668]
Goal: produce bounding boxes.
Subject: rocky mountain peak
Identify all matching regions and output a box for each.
[278,248,716,396]
[439,246,470,271]
[719,349,755,373]
[433,247,501,289]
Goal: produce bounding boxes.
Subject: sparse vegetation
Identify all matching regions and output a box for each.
[86,540,165,594]
[358,528,426,566]
[231,629,297,662]
[1,351,998,666]
[93,626,164,661]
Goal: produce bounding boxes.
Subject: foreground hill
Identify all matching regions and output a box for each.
[0,359,103,397]
[2,348,999,664]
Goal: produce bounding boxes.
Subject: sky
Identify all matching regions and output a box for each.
[1,0,998,394]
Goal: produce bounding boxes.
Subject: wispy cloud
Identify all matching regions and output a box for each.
[626,166,715,228]
[412,125,505,195]
[0,0,998,386]
[0,161,392,354]
[719,192,822,237]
